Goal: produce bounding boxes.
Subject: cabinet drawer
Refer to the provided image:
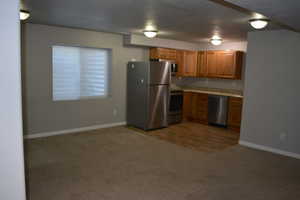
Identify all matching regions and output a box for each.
[229,97,243,106]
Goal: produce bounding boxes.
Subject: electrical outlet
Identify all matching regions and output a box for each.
[113,108,118,116]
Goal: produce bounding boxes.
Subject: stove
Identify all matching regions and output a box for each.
[168,90,183,125]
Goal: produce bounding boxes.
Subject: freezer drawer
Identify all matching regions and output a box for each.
[208,95,228,126]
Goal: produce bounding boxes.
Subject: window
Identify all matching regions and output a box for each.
[52,46,110,101]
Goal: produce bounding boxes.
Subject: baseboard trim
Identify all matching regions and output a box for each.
[239,140,300,160]
[24,122,127,139]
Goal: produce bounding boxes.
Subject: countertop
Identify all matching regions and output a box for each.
[171,86,243,98]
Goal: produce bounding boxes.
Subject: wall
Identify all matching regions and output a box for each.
[23,23,149,135]
[173,41,247,91]
[240,30,300,155]
[124,34,201,51]
[0,0,26,199]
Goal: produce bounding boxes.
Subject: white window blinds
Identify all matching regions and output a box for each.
[52,46,110,101]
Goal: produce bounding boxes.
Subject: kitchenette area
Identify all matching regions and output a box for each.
[154,47,244,130]
[127,46,245,151]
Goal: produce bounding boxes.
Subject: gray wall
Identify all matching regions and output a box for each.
[241,30,300,155]
[0,0,26,199]
[23,23,149,135]
[174,41,247,91]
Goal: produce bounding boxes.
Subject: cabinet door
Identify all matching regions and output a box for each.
[159,48,168,59]
[150,48,159,59]
[222,52,235,76]
[196,93,208,123]
[207,51,243,79]
[216,52,225,76]
[206,51,218,77]
[216,51,235,77]
[197,51,207,77]
[183,92,208,124]
[228,97,243,131]
[183,92,193,120]
[166,49,177,60]
[150,48,177,60]
[176,50,184,77]
[183,51,198,77]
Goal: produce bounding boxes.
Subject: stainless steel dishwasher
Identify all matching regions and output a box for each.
[208,95,228,126]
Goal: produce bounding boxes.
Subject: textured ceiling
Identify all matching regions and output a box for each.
[224,0,300,31]
[21,0,282,43]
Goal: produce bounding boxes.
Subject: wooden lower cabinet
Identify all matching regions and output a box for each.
[228,97,243,132]
[184,92,243,132]
[183,92,208,124]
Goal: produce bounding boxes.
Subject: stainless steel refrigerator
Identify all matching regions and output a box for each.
[127,61,170,130]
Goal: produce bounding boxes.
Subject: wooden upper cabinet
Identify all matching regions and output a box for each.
[206,51,218,77]
[149,48,244,80]
[221,52,235,76]
[149,48,177,60]
[183,51,198,77]
[216,51,236,78]
[197,51,207,77]
[176,50,197,77]
[176,50,184,76]
[205,50,244,79]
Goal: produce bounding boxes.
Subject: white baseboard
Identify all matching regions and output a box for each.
[24,122,127,139]
[239,140,300,160]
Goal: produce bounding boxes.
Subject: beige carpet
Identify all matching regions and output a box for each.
[24,126,300,200]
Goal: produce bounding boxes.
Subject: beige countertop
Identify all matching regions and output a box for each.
[178,87,243,98]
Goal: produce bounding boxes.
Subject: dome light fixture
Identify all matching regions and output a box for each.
[20,10,30,20]
[249,19,269,29]
[210,36,223,46]
[143,30,158,38]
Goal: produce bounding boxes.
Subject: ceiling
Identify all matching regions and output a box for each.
[21,0,284,43]
[224,0,300,31]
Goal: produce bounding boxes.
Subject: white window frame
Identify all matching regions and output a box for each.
[52,45,112,101]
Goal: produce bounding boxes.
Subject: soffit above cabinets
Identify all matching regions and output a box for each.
[21,0,283,43]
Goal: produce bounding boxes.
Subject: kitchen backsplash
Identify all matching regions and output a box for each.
[171,76,244,91]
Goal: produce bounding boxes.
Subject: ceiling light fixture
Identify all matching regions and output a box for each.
[20,10,30,20]
[143,30,158,38]
[249,19,269,29]
[210,36,223,46]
